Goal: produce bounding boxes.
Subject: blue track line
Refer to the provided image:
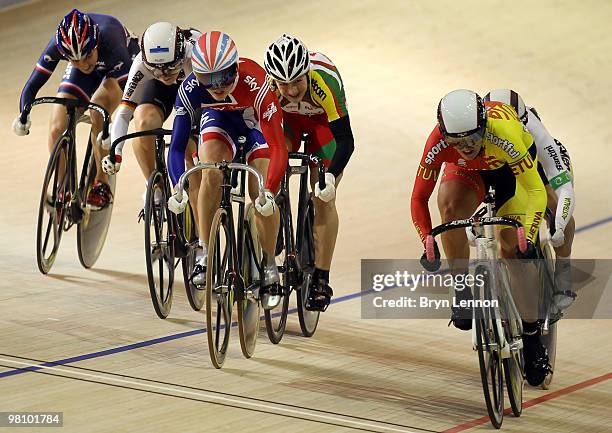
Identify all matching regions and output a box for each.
[1,214,611,380]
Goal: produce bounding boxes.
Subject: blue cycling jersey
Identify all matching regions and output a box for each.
[19,13,136,112]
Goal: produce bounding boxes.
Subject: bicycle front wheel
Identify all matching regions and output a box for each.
[296,198,320,337]
[475,265,504,429]
[237,204,262,358]
[206,208,233,368]
[181,203,204,311]
[144,171,175,319]
[36,136,70,274]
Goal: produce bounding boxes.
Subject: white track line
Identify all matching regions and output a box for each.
[1,357,424,433]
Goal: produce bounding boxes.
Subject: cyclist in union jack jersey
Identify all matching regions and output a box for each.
[167,31,288,310]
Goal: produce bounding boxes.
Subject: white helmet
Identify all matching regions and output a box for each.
[264,34,310,83]
[437,89,486,138]
[141,22,185,69]
[484,88,527,121]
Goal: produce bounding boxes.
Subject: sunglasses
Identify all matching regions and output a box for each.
[195,65,238,90]
[143,60,183,77]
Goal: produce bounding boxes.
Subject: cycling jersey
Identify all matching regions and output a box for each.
[524,107,575,232]
[276,52,353,177]
[411,102,547,244]
[111,29,201,154]
[169,57,287,191]
[19,13,137,112]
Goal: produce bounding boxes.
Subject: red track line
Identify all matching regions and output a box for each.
[440,372,612,433]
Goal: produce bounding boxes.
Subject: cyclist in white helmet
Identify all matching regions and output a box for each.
[484,89,576,311]
[102,22,202,216]
[264,34,355,312]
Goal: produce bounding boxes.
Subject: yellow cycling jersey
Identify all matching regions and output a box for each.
[481,102,547,243]
[277,52,348,122]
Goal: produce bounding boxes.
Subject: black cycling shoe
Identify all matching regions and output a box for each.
[449,288,473,330]
[189,263,206,288]
[523,332,553,386]
[305,279,333,312]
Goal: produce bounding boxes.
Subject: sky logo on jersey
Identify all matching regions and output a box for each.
[424,140,449,164]
[150,46,170,53]
[185,77,199,93]
[244,76,261,92]
[485,132,520,158]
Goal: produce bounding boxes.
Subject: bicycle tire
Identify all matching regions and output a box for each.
[206,208,233,368]
[264,203,290,344]
[296,198,320,337]
[237,204,262,358]
[540,240,558,389]
[36,136,70,274]
[77,138,115,268]
[144,171,174,319]
[181,203,204,311]
[474,265,504,429]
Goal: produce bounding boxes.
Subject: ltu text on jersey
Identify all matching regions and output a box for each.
[486,131,520,158]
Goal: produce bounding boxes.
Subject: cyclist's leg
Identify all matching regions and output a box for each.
[186,108,203,221]
[54,64,100,189]
[545,184,575,307]
[90,77,123,184]
[197,109,234,249]
[245,133,280,263]
[303,117,340,289]
[494,169,551,385]
[436,164,483,273]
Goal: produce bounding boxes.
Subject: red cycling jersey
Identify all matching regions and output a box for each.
[410,125,492,243]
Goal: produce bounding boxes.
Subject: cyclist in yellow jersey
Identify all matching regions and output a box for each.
[421,89,550,385]
[264,34,355,311]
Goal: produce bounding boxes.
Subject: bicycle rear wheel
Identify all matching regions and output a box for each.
[475,265,504,429]
[540,240,558,389]
[541,322,557,389]
[144,171,175,319]
[181,203,204,311]
[36,136,70,274]
[206,208,233,368]
[77,138,115,268]
[238,204,262,358]
[296,198,320,337]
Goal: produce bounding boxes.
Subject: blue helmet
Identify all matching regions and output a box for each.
[56,9,99,60]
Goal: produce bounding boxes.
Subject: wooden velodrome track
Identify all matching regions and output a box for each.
[1,1,611,432]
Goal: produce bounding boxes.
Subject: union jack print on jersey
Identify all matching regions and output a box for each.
[191,31,238,73]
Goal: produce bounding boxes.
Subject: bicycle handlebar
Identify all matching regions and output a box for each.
[288,152,326,190]
[425,216,527,262]
[21,97,110,141]
[109,128,173,162]
[174,161,266,207]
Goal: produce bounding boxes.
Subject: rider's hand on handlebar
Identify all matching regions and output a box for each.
[97,128,112,150]
[420,239,441,272]
[168,190,189,214]
[12,114,31,136]
[102,155,121,175]
[516,240,537,260]
[550,226,566,248]
[315,172,336,202]
[255,190,276,217]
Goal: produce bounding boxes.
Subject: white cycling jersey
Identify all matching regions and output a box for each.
[525,107,575,233]
[111,29,202,154]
